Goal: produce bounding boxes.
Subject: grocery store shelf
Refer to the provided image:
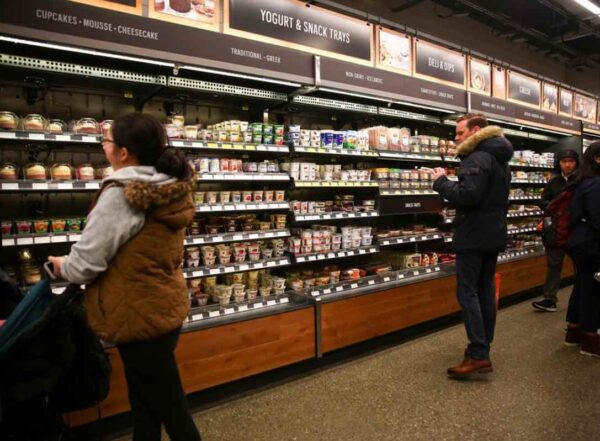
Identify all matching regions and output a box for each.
[184,229,290,246]
[195,202,289,213]
[379,189,438,196]
[309,263,454,301]
[168,76,287,101]
[507,210,543,218]
[0,131,101,143]
[507,226,539,235]
[509,195,543,201]
[498,246,545,262]
[509,162,554,170]
[511,179,547,185]
[292,145,378,158]
[377,107,441,123]
[293,246,379,263]
[378,151,459,163]
[170,139,289,153]
[0,180,101,191]
[183,256,291,279]
[291,95,378,114]
[196,173,289,182]
[293,211,378,222]
[0,53,167,85]
[185,294,296,327]
[2,232,81,247]
[293,180,378,188]
[378,232,444,246]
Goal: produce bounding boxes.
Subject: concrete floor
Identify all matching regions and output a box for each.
[115,287,600,441]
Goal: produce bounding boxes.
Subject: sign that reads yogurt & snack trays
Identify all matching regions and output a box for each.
[413,39,466,89]
[507,70,541,108]
[226,0,372,62]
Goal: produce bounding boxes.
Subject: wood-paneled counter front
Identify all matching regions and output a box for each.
[320,255,573,353]
[66,307,315,427]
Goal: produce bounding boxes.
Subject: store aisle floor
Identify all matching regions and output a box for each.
[115,287,600,441]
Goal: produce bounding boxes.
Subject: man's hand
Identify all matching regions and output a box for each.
[432,167,447,181]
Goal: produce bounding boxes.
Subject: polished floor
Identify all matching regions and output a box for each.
[115,287,600,441]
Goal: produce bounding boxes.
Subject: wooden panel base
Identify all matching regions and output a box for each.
[66,307,315,427]
[321,276,460,353]
[321,255,570,354]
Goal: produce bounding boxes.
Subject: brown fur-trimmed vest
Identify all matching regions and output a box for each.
[84,179,195,344]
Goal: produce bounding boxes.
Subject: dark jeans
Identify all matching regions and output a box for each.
[543,248,566,302]
[456,253,499,360]
[117,328,201,441]
[566,256,600,333]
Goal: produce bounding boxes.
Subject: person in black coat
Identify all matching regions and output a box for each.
[565,142,600,357]
[532,149,579,312]
[432,113,513,378]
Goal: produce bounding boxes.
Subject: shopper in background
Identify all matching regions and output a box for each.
[48,114,202,441]
[564,142,600,357]
[532,149,579,312]
[432,113,513,378]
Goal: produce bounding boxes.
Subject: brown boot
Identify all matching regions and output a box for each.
[564,324,581,347]
[580,332,600,358]
[447,358,493,378]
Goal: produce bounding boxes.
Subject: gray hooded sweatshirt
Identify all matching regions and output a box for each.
[61,166,176,285]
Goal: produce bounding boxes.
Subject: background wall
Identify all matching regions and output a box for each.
[333,0,600,95]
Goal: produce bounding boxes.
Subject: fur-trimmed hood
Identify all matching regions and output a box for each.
[456,125,513,164]
[123,180,194,211]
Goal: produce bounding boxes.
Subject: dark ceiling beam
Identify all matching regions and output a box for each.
[391,0,427,13]
[436,0,581,58]
[537,0,600,42]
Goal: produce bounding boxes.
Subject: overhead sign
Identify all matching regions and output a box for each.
[320,57,467,111]
[492,65,506,99]
[559,88,573,117]
[377,28,411,75]
[226,0,372,62]
[508,70,541,108]
[0,0,314,84]
[469,57,491,96]
[542,83,558,113]
[470,93,581,135]
[414,39,466,89]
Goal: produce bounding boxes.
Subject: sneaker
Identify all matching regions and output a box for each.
[564,326,581,347]
[532,299,557,312]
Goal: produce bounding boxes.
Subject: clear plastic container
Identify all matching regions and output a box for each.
[23,114,47,132]
[74,118,99,134]
[24,162,48,180]
[0,162,18,180]
[47,119,67,133]
[0,111,19,130]
[50,163,74,180]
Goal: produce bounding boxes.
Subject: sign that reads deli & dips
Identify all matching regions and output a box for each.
[227,0,371,61]
[414,40,465,88]
[508,71,541,108]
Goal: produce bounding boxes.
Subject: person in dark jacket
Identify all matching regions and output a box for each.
[532,149,579,312]
[565,142,600,357]
[432,113,513,378]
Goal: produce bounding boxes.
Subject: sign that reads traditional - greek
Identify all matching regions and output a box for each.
[414,39,465,88]
[227,0,372,61]
[508,71,541,108]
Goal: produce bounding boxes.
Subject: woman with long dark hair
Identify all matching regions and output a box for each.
[565,142,600,357]
[49,113,201,440]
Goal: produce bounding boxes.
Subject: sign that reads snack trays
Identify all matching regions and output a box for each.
[508,70,541,108]
[414,39,466,89]
[227,0,372,61]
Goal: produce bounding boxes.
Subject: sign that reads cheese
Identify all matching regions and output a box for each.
[227,0,372,61]
[508,70,541,108]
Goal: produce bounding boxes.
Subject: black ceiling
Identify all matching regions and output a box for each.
[391,0,600,70]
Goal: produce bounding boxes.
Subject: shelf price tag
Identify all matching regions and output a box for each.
[267,300,277,306]
[350,283,358,289]
[368,280,375,286]
[85,182,100,190]
[191,314,204,321]
[34,236,51,244]
[224,308,235,315]
[32,183,49,190]
[58,183,73,190]
[208,310,220,318]
[238,264,249,271]
[17,237,34,245]
[209,268,221,275]
[237,305,249,312]
[335,286,344,292]
[2,183,19,190]
[2,239,14,247]
[253,302,265,309]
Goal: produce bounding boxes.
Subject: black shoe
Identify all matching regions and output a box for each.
[532,299,557,312]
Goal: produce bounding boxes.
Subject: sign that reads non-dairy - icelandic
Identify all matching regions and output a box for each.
[508,70,541,108]
[319,57,467,111]
[227,0,371,61]
[0,0,314,83]
[470,93,580,135]
[414,39,465,88]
